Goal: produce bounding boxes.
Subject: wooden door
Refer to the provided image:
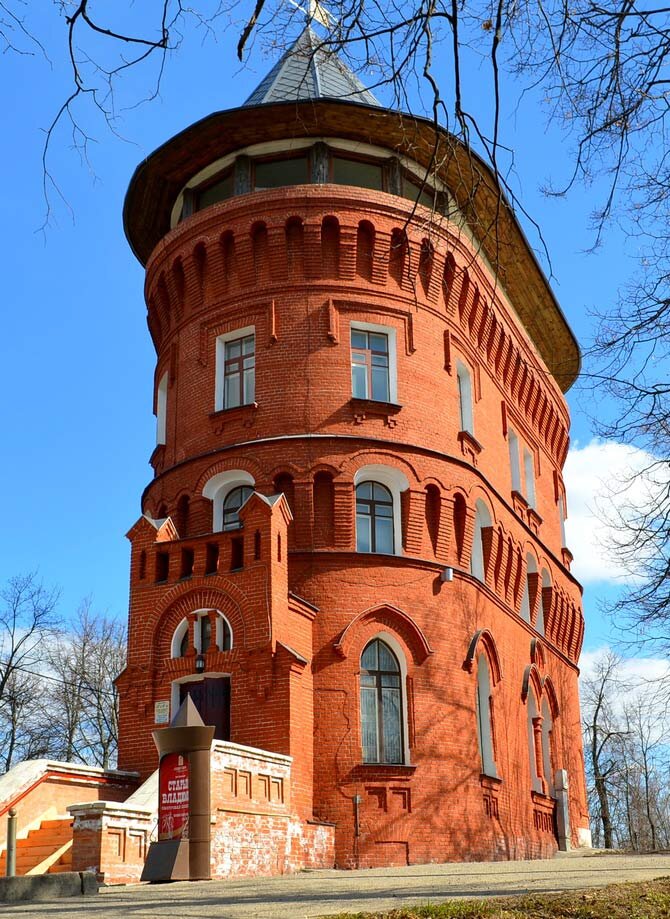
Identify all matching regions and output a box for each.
[180,677,231,741]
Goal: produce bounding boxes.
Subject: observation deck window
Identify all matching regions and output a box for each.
[254,155,309,190]
[196,169,234,210]
[332,156,383,190]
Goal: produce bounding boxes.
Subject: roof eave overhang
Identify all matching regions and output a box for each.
[123,98,581,390]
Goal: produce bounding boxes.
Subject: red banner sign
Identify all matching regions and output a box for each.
[158,752,189,840]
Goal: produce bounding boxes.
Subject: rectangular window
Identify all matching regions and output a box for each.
[523,448,537,509]
[402,174,437,209]
[333,156,384,190]
[196,169,234,211]
[508,428,521,492]
[456,361,474,435]
[254,156,309,190]
[351,329,390,402]
[216,330,256,411]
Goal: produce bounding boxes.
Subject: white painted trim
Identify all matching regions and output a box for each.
[214,325,256,413]
[350,320,398,404]
[202,469,255,532]
[470,499,492,581]
[354,464,409,556]
[171,618,189,658]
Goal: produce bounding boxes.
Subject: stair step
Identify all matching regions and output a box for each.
[39,820,72,830]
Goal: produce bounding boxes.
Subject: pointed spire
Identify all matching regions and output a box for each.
[244,27,381,108]
[170,694,205,728]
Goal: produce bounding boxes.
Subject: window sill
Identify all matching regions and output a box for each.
[457,430,482,466]
[210,402,258,433]
[511,489,529,517]
[531,790,555,808]
[527,507,543,534]
[353,763,416,776]
[479,773,503,789]
[350,398,402,428]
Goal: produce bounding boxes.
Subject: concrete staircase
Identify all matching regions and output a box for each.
[0,817,73,876]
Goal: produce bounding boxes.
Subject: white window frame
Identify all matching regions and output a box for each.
[508,427,521,492]
[350,321,398,404]
[456,360,474,435]
[353,464,409,556]
[215,325,256,412]
[171,610,234,660]
[470,499,491,581]
[202,469,255,532]
[171,618,189,658]
[156,372,168,446]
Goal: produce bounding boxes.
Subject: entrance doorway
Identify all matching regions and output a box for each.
[180,677,231,741]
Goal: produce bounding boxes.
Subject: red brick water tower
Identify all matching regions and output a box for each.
[116,27,591,868]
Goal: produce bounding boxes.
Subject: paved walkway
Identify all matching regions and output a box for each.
[6,851,670,918]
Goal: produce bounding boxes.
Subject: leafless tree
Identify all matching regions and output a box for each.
[0,573,58,708]
[3,3,670,645]
[581,652,629,848]
[46,602,126,769]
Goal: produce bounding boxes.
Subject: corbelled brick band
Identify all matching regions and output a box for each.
[117,38,590,874]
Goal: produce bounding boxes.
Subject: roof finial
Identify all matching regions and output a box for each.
[288,0,332,28]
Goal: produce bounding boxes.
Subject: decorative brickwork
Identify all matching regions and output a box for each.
[116,44,590,874]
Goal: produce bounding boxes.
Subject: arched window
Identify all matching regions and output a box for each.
[216,615,233,652]
[360,638,403,764]
[222,486,253,531]
[541,696,554,797]
[471,499,492,581]
[476,654,497,778]
[527,683,543,793]
[203,469,255,533]
[171,618,189,658]
[356,482,394,553]
[173,611,233,660]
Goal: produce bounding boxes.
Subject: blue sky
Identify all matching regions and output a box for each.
[0,6,640,654]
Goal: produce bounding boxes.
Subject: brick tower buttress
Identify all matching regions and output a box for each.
[117,27,591,863]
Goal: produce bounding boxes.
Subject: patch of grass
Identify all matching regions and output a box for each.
[328,877,670,919]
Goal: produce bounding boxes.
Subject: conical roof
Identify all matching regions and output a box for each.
[245,26,381,108]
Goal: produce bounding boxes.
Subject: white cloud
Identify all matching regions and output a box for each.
[579,647,670,686]
[563,439,666,585]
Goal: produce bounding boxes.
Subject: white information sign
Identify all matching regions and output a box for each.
[154,700,171,725]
